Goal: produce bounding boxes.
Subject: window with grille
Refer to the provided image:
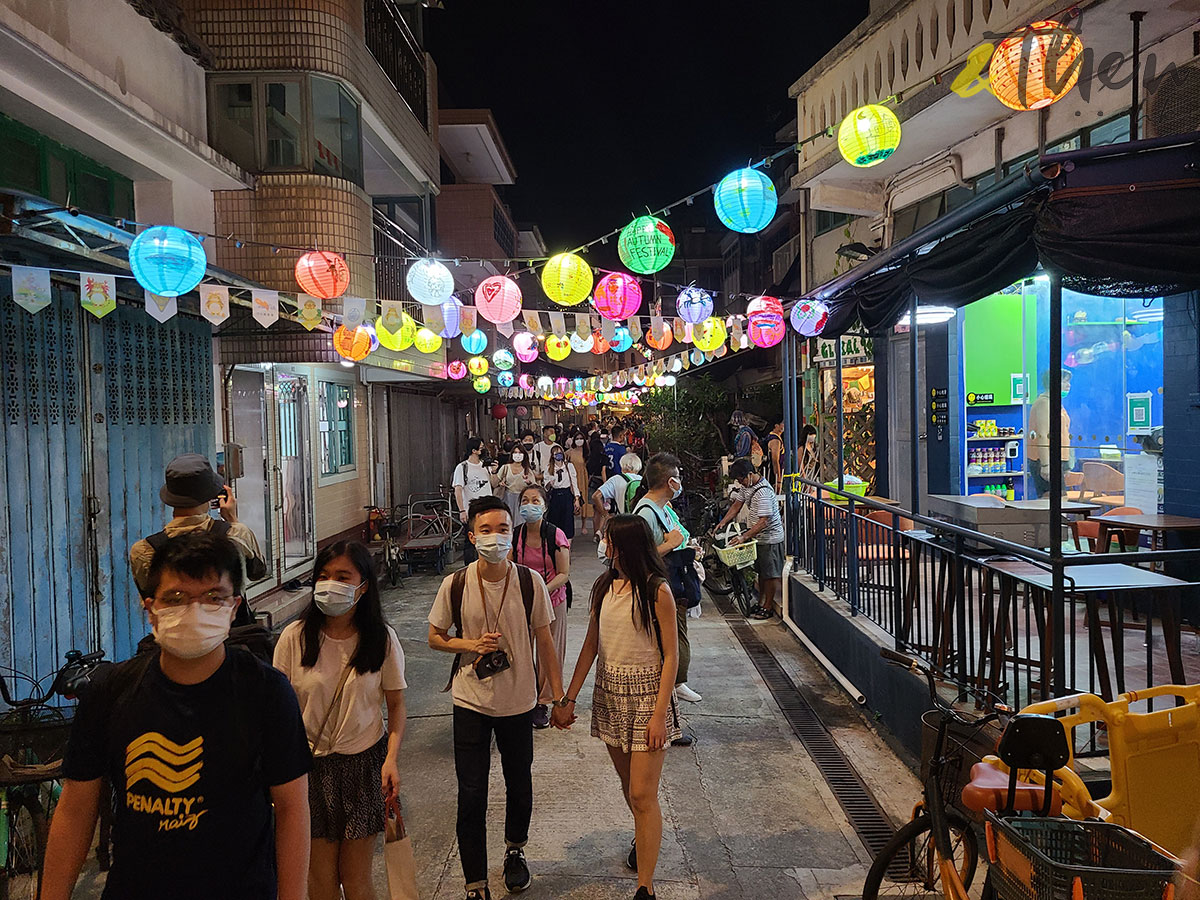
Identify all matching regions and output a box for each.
[318,381,355,476]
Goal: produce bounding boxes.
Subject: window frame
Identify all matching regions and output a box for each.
[317,378,357,482]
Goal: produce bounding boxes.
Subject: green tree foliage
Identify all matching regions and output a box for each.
[640,375,730,459]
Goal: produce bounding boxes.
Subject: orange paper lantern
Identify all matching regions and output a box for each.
[989,21,1083,111]
[645,322,674,351]
[333,325,371,361]
[295,251,351,299]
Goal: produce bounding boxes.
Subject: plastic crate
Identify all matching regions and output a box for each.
[823,480,868,497]
[985,814,1178,900]
[714,540,758,569]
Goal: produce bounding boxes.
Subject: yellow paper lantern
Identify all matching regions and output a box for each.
[413,327,442,354]
[837,104,902,168]
[468,356,489,376]
[376,312,416,352]
[546,334,572,361]
[692,317,727,352]
[540,252,593,306]
[989,21,1083,111]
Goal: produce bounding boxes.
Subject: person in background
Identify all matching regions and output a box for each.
[567,429,592,534]
[520,432,538,465]
[43,533,311,900]
[730,411,758,462]
[605,427,628,476]
[717,459,786,622]
[500,444,539,522]
[532,424,557,476]
[511,485,571,730]
[553,515,680,900]
[1027,369,1073,498]
[765,421,785,494]
[542,443,580,538]
[454,437,500,565]
[593,453,644,537]
[586,430,610,540]
[799,424,819,493]
[273,541,406,900]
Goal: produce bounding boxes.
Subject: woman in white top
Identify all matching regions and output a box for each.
[554,515,680,900]
[542,442,580,538]
[501,448,538,522]
[274,540,407,900]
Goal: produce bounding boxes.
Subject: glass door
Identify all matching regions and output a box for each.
[230,367,272,570]
[276,369,315,571]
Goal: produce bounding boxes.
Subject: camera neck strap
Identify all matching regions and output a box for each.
[476,562,512,634]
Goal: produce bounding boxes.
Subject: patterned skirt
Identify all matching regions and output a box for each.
[309,735,388,841]
[591,663,681,753]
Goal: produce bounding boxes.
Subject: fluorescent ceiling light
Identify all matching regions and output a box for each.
[897,305,956,326]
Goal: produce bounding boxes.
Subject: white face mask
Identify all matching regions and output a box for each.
[474,532,512,564]
[511,453,524,463]
[314,580,361,617]
[152,603,236,660]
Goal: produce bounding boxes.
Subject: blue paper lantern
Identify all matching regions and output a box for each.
[713,168,777,234]
[497,371,515,387]
[610,327,633,352]
[129,226,207,297]
[461,329,488,354]
[676,286,713,324]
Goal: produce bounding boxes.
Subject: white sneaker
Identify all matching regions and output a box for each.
[676,683,702,703]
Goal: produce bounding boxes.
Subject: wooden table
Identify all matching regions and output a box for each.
[1089,494,1126,509]
[1096,514,1200,554]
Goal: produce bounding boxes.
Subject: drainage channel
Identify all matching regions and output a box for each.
[711,592,899,866]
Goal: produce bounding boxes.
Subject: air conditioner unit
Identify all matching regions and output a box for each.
[1143,55,1200,139]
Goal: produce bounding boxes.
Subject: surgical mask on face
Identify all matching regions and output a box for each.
[547,433,556,443]
[511,452,524,463]
[519,503,544,523]
[670,477,683,499]
[523,444,534,453]
[313,579,361,617]
[553,452,565,462]
[152,602,235,660]
[474,532,512,563]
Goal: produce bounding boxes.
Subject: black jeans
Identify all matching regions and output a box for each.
[453,705,534,888]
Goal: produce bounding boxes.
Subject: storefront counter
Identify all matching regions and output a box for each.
[927,494,1097,549]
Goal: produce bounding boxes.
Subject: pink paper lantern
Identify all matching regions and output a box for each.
[474,275,523,324]
[592,272,642,321]
[518,374,535,391]
[447,360,468,380]
[747,295,785,348]
[513,331,539,363]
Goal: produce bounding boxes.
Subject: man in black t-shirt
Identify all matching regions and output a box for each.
[42,533,312,900]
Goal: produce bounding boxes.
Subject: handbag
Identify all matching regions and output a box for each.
[384,795,420,900]
[308,663,353,755]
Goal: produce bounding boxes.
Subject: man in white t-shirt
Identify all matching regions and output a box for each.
[531,424,557,476]
[428,496,565,900]
[452,437,498,565]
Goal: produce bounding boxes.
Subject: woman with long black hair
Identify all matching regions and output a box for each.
[274,540,407,900]
[553,515,680,900]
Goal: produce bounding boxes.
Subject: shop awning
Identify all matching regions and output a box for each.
[814,132,1200,337]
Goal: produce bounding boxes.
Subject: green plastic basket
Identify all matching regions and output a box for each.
[824,480,868,497]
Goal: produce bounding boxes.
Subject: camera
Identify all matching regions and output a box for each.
[473,650,511,680]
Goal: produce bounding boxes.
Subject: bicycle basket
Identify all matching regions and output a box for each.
[985,814,1179,900]
[920,709,1001,820]
[714,540,758,569]
[0,706,74,767]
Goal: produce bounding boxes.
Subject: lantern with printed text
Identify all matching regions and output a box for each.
[747,296,785,348]
[610,327,633,353]
[447,360,468,380]
[569,332,594,353]
[676,286,713,324]
[472,376,491,394]
[790,299,829,337]
[617,216,676,274]
[541,253,593,306]
[467,356,489,377]
[592,272,642,320]
[460,329,488,354]
[838,104,902,168]
[491,404,508,420]
[645,321,674,351]
[406,258,454,305]
[333,325,371,361]
[295,251,350,299]
[546,334,572,361]
[692,317,727,352]
[129,226,207,297]
[714,168,777,233]
[376,312,416,351]
[474,275,522,323]
[492,348,515,370]
[413,327,442,354]
[438,298,463,339]
[497,371,515,387]
[513,331,539,363]
[989,21,1083,111]
[591,332,611,355]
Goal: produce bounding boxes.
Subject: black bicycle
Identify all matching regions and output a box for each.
[695,495,733,596]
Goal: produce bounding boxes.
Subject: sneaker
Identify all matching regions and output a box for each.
[503,848,531,893]
[531,704,550,730]
[626,839,637,871]
[465,890,492,900]
[675,683,702,703]
[633,888,655,900]
[671,733,695,747]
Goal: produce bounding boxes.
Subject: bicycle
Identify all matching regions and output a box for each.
[711,524,759,618]
[363,506,405,587]
[696,496,733,596]
[0,650,107,900]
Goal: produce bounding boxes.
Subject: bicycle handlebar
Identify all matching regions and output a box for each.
[0,649,108,708]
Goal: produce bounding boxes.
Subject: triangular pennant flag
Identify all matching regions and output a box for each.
[144,290,178,323]
[684,322,694,343]
[523,310,542,335]
[672,317,686,341]
[252,290,279,328]
[12,267,51,314]
[80,273,117,319]
[295,293,323,331]
[628,317,642,342]
[601,317,616,342]
[575,314,590,339]
[342,296,367,329]
[199,284,230,326]
[681,353,691,370]
[424,303,446,336]
[379,299,404,332]
[497,318,514,337]
[650,314,664,342]
[731,317,744,341]
[548,311,566,338]
[460,306,478,334]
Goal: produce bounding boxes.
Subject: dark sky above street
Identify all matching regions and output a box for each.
[427,1,869,252]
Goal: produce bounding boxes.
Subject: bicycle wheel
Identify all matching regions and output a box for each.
[730,567,759,617]
[861,812,978,900]
[700,540,733,596]
[386,538,400,588]
[3,788,48,900]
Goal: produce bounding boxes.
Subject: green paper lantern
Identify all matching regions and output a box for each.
[617,216,675,275]
[838,104,902,168]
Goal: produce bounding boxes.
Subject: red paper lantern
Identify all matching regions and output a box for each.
[491,404,508,420]
[295,251,350,299]
[645,321,674,351]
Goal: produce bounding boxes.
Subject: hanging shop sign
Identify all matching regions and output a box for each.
[815,335,873,368]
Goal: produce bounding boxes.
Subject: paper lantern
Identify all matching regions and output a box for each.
[541,253,593,306]
[497,371,515,387]
[447,360,468,380]
[518,374,535,391]
[376,312,416,351]
[473,376,491,394]
[460,329,488,354]
[690,348,706,365]
[676,287,713,325]
[610,327,633,352]
[512,331,539,363]
[363,323,380,352]
[546,334,572,361]
[790,299,829,337]
[592,272,642,320]
[714,168,777,233]
[491,404,508,419]
[692,317,727,352]
[838,104,902,168]
[333,325,371,361]
[295,251,350,299]
[129,226,206,297]
[474,275,522,323]
[591,333,611,354]
[438,298,463,339]
[747,296,785,348]
[492,348,515,370]
[569,332,595,353]
[617,216,676,275]
[645,321,674,351]
[413,327,442,353]
[406,258,455,305]
[536,376,553,392]
[468,356,489,377]
[989,21,1083,111]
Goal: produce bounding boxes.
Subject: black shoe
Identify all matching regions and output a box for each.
[671,733,695,747]
[465,890,491,900]
[503,848,531,893]
[748,606,773,621]
[532,704,550,730]
[626,839,637,871]
[633,887,655,900]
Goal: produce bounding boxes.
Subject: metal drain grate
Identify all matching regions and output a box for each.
[712,593,898,863]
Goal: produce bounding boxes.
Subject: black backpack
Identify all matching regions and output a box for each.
[441,564,537,691]
[146,521,269,586]
[515,521,573,609]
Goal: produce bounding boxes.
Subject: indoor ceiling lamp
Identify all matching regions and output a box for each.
[897,305,956,326]
[837,104,902,168]
[989,21,1084,111]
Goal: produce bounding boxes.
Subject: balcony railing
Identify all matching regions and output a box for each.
[373,208,426,305]
[364,0,428,128]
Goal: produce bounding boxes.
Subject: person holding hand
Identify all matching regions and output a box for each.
[552,515,680,900]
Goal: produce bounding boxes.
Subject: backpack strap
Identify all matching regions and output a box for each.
[516,564,535,629]
[145,518,232,552]
[442,568,470,693]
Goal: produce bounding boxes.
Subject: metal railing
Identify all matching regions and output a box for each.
[373,209,425,304]
[364,0,428,128]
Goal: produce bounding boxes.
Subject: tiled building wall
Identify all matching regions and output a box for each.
[437,184,513,260]
[214,174,375,311]
[1163,292,1200,519]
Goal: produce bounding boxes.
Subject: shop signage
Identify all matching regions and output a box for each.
[815,335,873,368]
[1126,392,1153,435]
[931,411,949,425]
[931,388,948,401]
[966,392,995,405]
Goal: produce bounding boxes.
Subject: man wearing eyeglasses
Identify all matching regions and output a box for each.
[42,533,312,900]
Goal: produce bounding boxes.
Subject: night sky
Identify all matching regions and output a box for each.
[427,1,869,252]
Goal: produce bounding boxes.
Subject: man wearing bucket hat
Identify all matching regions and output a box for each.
[130,454,267,606]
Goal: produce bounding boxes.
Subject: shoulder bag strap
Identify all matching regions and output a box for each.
[310,660,353,755]
[442,569,469,693]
